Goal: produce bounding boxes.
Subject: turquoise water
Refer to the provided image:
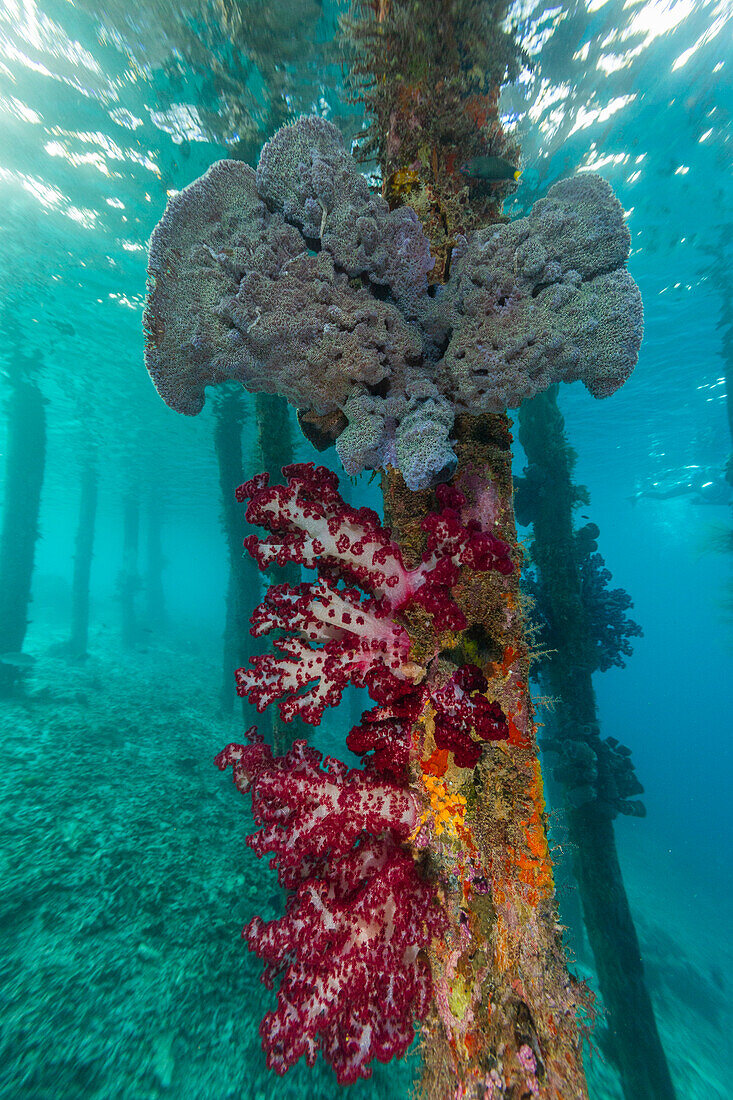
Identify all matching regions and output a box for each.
[0,2,730,1098]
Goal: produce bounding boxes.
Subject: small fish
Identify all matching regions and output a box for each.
[0,652,36,668]
[460,156,522,182]
[51,320,76,337]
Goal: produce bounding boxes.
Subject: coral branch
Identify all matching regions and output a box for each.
[249,838,442,1084]
[215,734,418,883]
[215,730,444,1084]
[237,465,412,604]
[432,665,509,768]
[234,464,513,724]
[238,578,416,723]
[346,692,423,781]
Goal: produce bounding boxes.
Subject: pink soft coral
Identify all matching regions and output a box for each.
[216,465,513,1084]
[234,463,512,723]
[239,577,419,722]
[215,729,444,1083]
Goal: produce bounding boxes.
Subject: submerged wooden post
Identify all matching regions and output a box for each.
[140,3,642,1085]
[346,2,590,1094]
[144,493,166,632]
[384,425,588,1098]
[0,362,46,693]
[254,392,299,589]
[119,493,141,649]
[518,387,676,1100]
[254,392,309,752]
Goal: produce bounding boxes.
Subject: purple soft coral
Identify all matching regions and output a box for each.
[144,117,643,490]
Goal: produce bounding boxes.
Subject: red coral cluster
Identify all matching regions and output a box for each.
[346,690,424,781]
[217,464,513,1082]
[215,732,419,884]
[216,729,444,1083]
[432,665,509,768]
[346,664,510,777]
[235,463,512,722]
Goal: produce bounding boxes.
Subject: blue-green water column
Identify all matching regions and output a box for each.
[68,461,97,660]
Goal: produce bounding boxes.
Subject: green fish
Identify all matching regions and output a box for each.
[460,156,522,182]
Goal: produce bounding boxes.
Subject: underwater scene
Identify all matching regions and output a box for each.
[0,1,730,1098]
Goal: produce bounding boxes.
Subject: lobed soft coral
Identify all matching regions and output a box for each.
[144,158,422,422]
[234,463,512,724]
[256,115,435,314]
[216,729,444,1083]
[145,116,643,490]
[435,173,644,410]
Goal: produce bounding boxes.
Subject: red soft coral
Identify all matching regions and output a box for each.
[346,665,510,776]
[432,665,510,768]
[216,466,514,1084]
[215,732,418,886]
[215,728,444,1084]
[346,690,424,781]
[234,463,513,723]
[248,836,443,1084]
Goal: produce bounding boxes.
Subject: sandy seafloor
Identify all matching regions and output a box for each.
[1,615,729,1100]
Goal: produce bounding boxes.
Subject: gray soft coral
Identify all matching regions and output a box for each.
[144,155,422,424]
[144,117,643,490]
[256,115,434,316]
[437,173,643,411]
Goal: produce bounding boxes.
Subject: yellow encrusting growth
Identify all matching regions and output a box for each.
[422,774,467,838]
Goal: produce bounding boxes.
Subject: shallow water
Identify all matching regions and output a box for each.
[0,2,731,1098]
